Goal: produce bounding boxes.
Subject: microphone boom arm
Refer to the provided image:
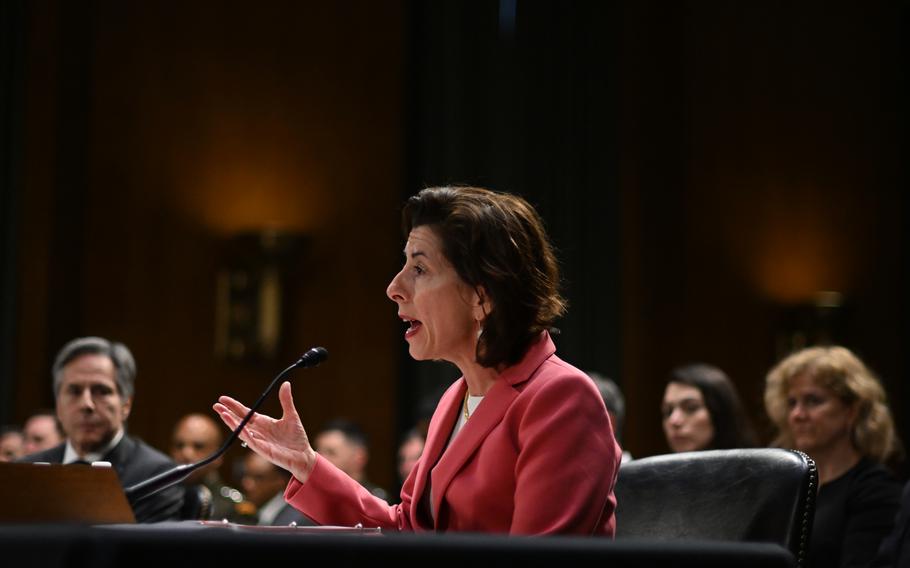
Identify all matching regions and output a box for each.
[124,347,328,504]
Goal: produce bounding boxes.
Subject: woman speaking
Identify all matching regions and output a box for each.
[215,186,621,535]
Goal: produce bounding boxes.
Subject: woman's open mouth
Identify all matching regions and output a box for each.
[403,318,423,339]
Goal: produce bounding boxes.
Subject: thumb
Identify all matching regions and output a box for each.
[278,381,300,420]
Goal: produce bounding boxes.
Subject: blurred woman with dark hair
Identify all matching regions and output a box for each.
[661,363,756,453]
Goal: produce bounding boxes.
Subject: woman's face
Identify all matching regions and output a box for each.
[662,382,715,452]
[386,226,485,368]
[786,373,856,456]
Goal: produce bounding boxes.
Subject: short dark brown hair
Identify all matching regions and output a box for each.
[401,186,566,367]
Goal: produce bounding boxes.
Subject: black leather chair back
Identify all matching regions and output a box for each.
[614,448,817,567]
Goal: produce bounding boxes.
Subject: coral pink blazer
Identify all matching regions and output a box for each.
[285,332,621,535]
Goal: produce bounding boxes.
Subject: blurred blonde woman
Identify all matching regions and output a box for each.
[765,346,902,568]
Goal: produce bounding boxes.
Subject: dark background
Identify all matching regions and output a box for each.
[1,0,906,491]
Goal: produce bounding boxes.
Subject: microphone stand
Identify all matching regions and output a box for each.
[124,347,328,504]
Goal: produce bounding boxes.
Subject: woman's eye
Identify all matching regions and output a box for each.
[413,265,425,275]
[805,395,823,407]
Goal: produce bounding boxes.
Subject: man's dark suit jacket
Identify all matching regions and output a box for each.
[268,502,316,527]
[22,434,184,523]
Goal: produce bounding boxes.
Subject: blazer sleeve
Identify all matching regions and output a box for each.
[510,371,620,535]
[284,454,416,531]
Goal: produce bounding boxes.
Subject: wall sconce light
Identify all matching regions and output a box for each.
[214,229,304,364]
[773,290,846,359]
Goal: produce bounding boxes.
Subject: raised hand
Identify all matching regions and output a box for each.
[213,381,317,483]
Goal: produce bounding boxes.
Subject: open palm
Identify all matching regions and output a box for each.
[213,381,317,482]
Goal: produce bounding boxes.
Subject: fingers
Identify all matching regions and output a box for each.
[213,396,256,431]
[213,403,242,431]
[217,395,252,418]
[213,403,258,450]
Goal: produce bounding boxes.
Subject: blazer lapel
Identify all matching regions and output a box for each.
[410,383,463,527]
[429,377,518,524]
[429,331,557,524]
[103,434,132,480]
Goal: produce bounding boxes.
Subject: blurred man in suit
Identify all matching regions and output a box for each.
[397,428,425,484]
[0,427,24,462]
[22,410,64,455]
[589,372,632,463]
[171,413,248,521]
[315,419,389,501]
[240,452,313,526]
[21,336,183,522]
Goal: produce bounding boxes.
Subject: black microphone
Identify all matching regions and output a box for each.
[124,347,328,504]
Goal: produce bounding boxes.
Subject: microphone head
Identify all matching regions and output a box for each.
[296,346,328,368]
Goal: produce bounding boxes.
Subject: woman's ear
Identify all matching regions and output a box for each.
[473,285,492,322]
